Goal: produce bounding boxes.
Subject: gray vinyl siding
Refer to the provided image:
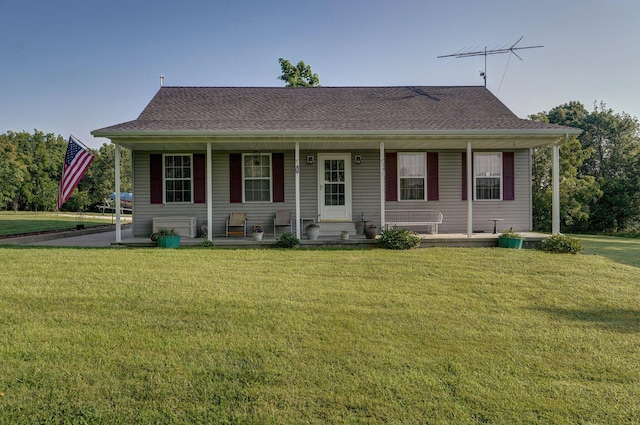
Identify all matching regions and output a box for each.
[384,150,531,233]
[132,148,531,237]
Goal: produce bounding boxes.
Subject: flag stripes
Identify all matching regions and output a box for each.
[57,135,95,210]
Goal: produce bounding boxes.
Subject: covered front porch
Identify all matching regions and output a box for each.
[108,136,568,243]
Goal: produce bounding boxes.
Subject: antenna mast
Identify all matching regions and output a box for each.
[437,37,543,87]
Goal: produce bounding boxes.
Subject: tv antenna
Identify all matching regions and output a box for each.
[437,37,543,87]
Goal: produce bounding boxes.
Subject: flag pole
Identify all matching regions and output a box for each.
[70,134,114,170]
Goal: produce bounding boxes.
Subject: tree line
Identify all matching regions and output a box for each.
[531,101,640,233]
[0,130,131,212]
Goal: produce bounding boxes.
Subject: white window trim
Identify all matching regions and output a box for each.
[242,153,273,203]
[162,153,194,204]
[473,152,503,201]
[398,152,427,201]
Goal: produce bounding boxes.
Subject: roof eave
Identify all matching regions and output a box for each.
[92,128,582,139]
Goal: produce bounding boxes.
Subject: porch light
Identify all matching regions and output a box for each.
[354,155,362,164]
[307,155,315,165]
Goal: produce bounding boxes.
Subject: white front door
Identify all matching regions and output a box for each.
[318,153,351,221]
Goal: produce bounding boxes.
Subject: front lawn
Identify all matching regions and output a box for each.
[1,247,639,424]
[0,211,128,237]
[574,233,640,268]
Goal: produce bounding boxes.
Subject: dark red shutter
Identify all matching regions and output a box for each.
[150,154,163,204]
[193,154,206,203]
[385,152,397,201]
[229,153,242,203]
[461,153,467,201]
[272,153,285,202]
[427,152,439,201]
[503,152,515,201]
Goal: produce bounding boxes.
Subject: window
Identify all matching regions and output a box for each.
[164,154,192,203]
[474,153,502,200]
[398,153,426,200]
[243,153,272,202]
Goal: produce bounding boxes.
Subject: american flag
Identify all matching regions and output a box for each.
[57,135,95,210]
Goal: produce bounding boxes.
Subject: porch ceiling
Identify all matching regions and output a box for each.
[106,131,571,152]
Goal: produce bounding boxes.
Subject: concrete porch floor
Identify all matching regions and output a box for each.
[113,232,549,249]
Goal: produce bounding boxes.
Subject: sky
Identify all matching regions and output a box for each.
[1,0,639,149]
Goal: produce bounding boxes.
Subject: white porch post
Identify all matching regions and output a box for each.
[206,142,213,241]
[552,141,561,235]
[295,142,301,240]
[466,142,473,238]
[115,143,121,243]
[380,142,385,229]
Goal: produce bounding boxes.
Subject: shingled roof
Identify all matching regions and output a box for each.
[93,86,577,135]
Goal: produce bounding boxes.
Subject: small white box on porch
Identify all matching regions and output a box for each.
[152,216,197,238]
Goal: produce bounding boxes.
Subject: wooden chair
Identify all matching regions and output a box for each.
[226,212,247,237]
[273,210,293,237]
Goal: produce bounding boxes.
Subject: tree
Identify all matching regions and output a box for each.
[0,130,133,213]
[277,58,320,87]
[0,134,26,209]
[531,101,640,232]
[529,118,601,232]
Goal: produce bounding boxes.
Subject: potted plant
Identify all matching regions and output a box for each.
[355,212,367,235]
[498,228,524,249]
[151,227,181,248]
[75,211,85,230]
[364,224,379,239]
[306,222,320,240]
[252,222,264,241]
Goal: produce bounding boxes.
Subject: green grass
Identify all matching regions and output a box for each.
[1,247,639,424]
[573,234,640,268]
[0,211,128,236]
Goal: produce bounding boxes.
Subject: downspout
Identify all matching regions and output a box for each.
[295,142,301,240]
[466,142,473,238]
[380,142,385,229]
[115,143,121,243]
[206,142,212,242]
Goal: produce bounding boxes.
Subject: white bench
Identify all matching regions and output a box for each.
[153,216,197,238]
[385,210,443,234]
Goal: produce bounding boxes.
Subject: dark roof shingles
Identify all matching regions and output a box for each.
[94,86,572,133]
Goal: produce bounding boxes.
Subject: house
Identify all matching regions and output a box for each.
[92,86,580,241]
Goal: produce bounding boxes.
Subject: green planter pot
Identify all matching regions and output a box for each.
[158,235,181,248]
[498,235,523,249]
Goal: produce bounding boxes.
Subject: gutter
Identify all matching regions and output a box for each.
[92,128,582,139]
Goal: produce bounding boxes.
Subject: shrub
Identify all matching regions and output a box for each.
[274,232,300,249]
[377,228,421,250]
[500,228,523,238]
[540,234,583,254]
[198,240,215,247]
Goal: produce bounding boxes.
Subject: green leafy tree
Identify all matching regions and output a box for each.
[0,130,132,213]
[531,101,640,232]
[0,134,27,209]
[277,58,320,87]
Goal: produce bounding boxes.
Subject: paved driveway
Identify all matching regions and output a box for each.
[27,226,133,247]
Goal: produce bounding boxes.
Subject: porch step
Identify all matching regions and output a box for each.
[316,222,356,236]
